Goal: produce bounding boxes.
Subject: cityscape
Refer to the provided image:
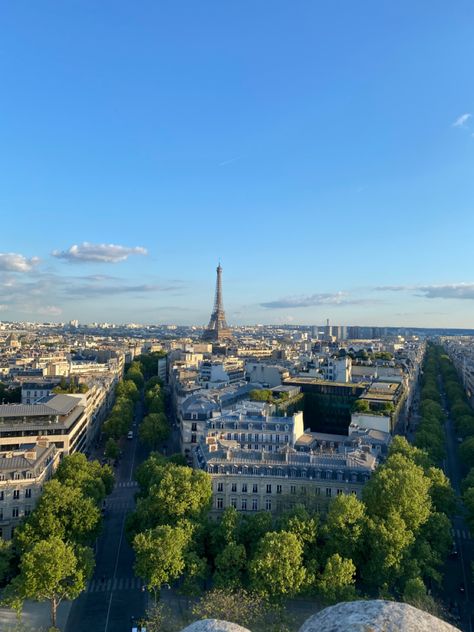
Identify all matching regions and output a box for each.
[1,3,474,632]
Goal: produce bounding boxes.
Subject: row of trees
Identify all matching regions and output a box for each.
[139,377,170,450]
[130,432,455,627]
[437,348,474,534]
[412,345,447,465]
[52,377,89,395]
[1,453,114,630]
[102,366,143,460]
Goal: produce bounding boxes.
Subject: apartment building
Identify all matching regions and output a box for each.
[0,440,60,539]
[194,437,376,515]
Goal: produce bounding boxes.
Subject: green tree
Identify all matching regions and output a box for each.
[55,453,114,504]
[363,453,432,533]
[388,436,432,470]
[13,537,93,629]
[238,512,273,556]
[360,512,415,589]
[192,588,278,630]
[317,553,356,604]
[402,577,438,616]
[0,539,14,585]
[133,524,192,602]
[104,437,120,461]
[135,465,212,528]
[249,531,306,599]
[459,437,474,470]
[214,542,247,588]
[323,493,366,563]
[139,413,170,450]
[15,480,101,551]
[277,505,317,551]
[457,415,474,437]
[353,399,370,413]
[115,379,139,402]
[426,467,456,516]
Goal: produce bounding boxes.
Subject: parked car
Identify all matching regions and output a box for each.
[127,430,134,440]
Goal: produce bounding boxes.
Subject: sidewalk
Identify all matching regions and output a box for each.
[0,599,72,631]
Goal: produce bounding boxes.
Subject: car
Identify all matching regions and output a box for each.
[459,582,465,594]
[127,430,134,440]
[449,544,458,559]
[457,437,463,443]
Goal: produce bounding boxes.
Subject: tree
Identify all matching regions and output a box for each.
[459,437,474,470]
[249,389,273,403]
[457,415,474,438]
[402,577,438,616]
[362,453,432,534]
[317,553,356,604]
[323,493,366,563]
[277,505,317,550]
[214,542,247,588]
[135,465,212,528]
[13,537,93,628]
[55,452,114,503]
[139,413,170,450]
[15,480,101,551]
[0,539,14,585]
[426,467,456,516]
[115,379,139,402]
[133,524,192,602]
[238,511,273,556]
[463,486,474,532]
[388,436,432,470]
[192,588,278,630]
[249,531,306,599]
[360,512,415,589]
[104,437,120,461]
[353,399,370,413]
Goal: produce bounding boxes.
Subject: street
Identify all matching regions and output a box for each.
[441,391,474,632]
[65,397,150,632]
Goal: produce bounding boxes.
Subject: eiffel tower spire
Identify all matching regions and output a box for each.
[202,264,233,342]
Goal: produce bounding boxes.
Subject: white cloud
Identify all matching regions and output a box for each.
[453,113,471,128]
[52,242,148,264]
[261,292,371,309]
[37,305,63,316]
[377,283,474,300]
[0,253,40,272]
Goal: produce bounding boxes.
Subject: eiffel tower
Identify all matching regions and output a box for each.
[202,264,233,342]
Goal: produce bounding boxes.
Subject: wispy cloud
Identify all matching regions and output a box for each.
[0,253,40,273]
[261,292,371,309]
[453,113,471,128]
[219,156,241,167]
[52,242,148,264]
[377,283,474,300]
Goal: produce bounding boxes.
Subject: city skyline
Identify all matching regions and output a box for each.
[1,2,474,326]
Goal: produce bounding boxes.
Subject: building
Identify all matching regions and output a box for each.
[199,358,245,386]
[21,381,58,404]
[0,440,60,539]
[194,437,377,515]
[0,394,95,456]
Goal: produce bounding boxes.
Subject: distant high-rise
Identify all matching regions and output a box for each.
[202,264,233,342]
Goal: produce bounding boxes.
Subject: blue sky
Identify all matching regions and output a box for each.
[1,1,474,327]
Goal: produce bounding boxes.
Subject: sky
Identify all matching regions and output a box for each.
[1,1,474,327]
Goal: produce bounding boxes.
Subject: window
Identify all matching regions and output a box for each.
[191,434,196,444]
[284,435,289,443]
[276,484,282,494]
[24,506,31,517]
[217,482,224,492]
[326,488,332,497]
[252,484,258,493]
[290,485,296,495]
[0,492,4,501]
[337,489,343,495]
[252,498,258,511]
[191,422,197,432]
[231,483,237,492]
[315,487,321,496]
[25,489,32,499]
[265,498,272,511]
[13,490,20,500]
[0,511,2,521]
[12,507,19,518]
[266,484,272,494]
[241,498,247,510]
[13,473,20,480]
[216,498,223,509]
[231,498,237,509]
[242,483,247,493]
[300,486,306,495]
[254,444,259,450]
[26,472,33,479]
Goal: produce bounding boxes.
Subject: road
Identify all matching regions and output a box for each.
[65,397,150,632]
[441,388,474,632]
